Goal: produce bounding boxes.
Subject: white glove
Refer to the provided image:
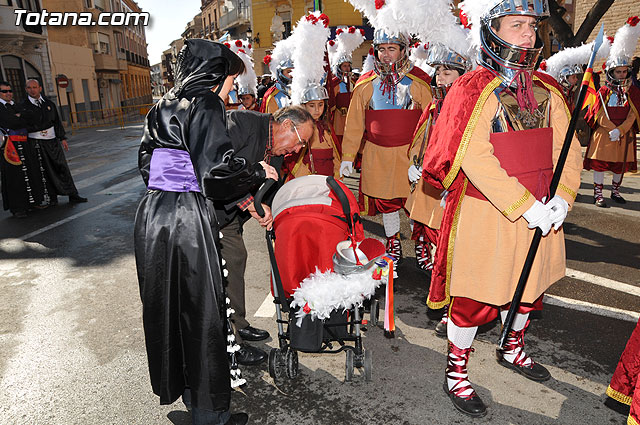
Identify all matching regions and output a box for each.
[522,200,552,236]
[609,128,621,141]
[408,165,422,183]
[546,195,569,231]
[340,161,353,177]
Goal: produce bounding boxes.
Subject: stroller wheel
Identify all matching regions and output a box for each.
[369,298,380,327]
[345,349,355,382]
[285,350,299,379]
[363,348,372,382]
[268,348,284,380]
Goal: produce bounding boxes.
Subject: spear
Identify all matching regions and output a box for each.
[498,23,605,349]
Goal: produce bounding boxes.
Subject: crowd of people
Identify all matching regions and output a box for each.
[3,0,638,424]
[131,0,640,422]
[0,79,87,218]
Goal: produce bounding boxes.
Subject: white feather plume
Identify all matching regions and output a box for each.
[418,0,475,63]
[236,48,257,96]
[608,18,640,68]
[362,47,375,73]
[409,43,434,75]
[290,11,331,105]
[290,267,387,326]
[542,38,611,79]
[268,36,296,78]
[332,26,366,69]
[345,0,443,40]
[327,39,339,69]
[459,0,498,48]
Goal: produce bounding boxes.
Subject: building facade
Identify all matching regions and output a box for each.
[150,62,164,97]
[250,0,370,76]
[573,0,640,69]
[43,0,101,123]
[201,0,223,40]
[0,0,56,106]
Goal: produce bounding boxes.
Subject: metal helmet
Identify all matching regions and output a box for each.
[426,43,471,75]
[373,29,412,78]
[276,58,295,86]
[605,64,632,91]
[557,63,583,90]
[478,0,550,82]
[237,85,256,96]
[301,83,329,103]
[373,29,410,49]
[332,239,385,276]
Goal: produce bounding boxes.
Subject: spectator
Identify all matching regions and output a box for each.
[19,79,87,204]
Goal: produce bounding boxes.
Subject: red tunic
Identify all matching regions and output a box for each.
[607,318,640,425]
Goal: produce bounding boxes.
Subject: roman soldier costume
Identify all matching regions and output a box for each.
[328,26,365,146]
[260,37,295,114]
[423,0,582,416]
[584,16,640,207]
[342,0,433,269]
[230,39,260,111]
[607,318,640,425]
[406,19,474,280]
[282,11,341,180]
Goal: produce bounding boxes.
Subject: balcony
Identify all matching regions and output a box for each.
[93,52,119,71]
[0,6,47,41]
[219,3,250,31]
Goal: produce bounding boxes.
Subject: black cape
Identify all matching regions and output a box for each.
[19,96,78,198]
[134,39,265,412]
[0,102,52,212]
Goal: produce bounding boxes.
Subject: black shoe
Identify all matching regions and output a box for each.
[497,353,551,382]
[594,197,607,208]
[611,193,626,204]
[238,325,270,341]
[435,320,447,338]
[12,211,28,218]
[69,194,88,203]
[236,343,267,366]
[443,380,487,418]
[225,412,248,425]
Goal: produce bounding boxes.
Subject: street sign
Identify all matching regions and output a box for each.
[56,76,69,88]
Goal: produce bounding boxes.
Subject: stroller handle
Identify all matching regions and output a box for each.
[254,178,276,217]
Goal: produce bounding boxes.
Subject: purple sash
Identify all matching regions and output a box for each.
[148,148,201,193]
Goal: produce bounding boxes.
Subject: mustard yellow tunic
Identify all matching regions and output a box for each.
[449,90,582,305]
[342,75,432,200]
[405,104,445,229]
[585,101,639,164]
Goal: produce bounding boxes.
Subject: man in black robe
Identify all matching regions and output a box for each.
[0,80,50,217]
[19,78,87,205]
[135,39,312,425]
[218,106,314,366]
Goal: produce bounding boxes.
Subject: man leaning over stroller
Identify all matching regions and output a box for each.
[217,106,314,365]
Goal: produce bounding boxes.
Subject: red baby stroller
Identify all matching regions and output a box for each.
[255,175,385,382]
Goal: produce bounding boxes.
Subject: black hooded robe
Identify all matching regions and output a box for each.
[134,39,266,412]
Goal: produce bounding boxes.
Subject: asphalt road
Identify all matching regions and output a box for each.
[0,124,638,424]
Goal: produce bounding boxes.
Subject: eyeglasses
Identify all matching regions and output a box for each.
[292,122,307,148]
[0,89,12,93]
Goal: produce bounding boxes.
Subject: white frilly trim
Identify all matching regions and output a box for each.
[290,267,388,327]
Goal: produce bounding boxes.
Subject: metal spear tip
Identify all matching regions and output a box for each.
[593,23,604,53]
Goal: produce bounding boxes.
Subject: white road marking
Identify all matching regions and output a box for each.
[254,293,275,318]
[18,193,134,241]
[544,294,639,322]
[565,268,640,297]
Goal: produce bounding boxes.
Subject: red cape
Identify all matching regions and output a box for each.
[259,85,280,113]
[422,67,568,309]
